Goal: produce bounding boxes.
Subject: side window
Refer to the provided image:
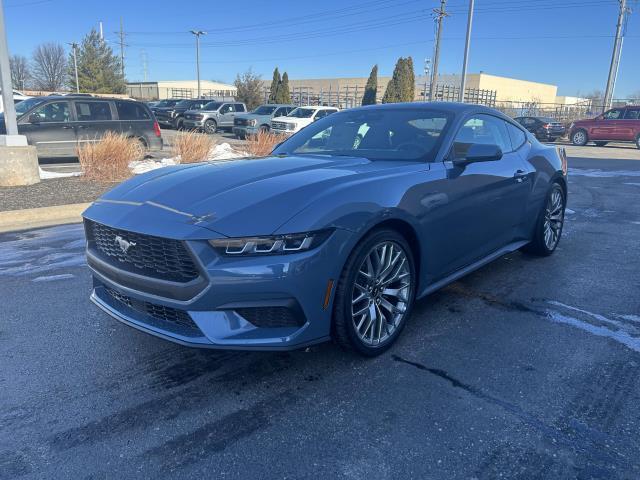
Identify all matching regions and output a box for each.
[30,101,71,123]
[219,104,232,114]
[75,101,112,121]
[116,101,150,120]
[623,109,640,120]
[506,122,527,150]
[451,114,511,159]
[603,109,623,120]
[235,104,245,112]
[274,108,286,117]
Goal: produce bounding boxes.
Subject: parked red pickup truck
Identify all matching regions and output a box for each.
[569,106,640,148]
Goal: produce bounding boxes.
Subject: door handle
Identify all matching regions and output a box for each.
[514,170,527,183]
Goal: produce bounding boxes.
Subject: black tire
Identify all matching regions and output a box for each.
[548,137,557,142]
[137,137,148,151]
[260,124,270,133]
[571,129,588,146]
[204,119,217,134]
[594,141,608,147]
[521,182,565,256]
[635,135,640,149]
[333,229,416,356]
[175,118,184,131]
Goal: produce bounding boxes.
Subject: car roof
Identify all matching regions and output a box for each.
[41,95,140,102]
[347,101,518,119]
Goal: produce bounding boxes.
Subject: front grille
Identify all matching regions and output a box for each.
[234,118,248,126]
[236,307,303,328]
[86,220,199,283]
[105,287,197,331]
[271,121,287,130]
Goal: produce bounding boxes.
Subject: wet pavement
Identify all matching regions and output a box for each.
[1,155,639,479]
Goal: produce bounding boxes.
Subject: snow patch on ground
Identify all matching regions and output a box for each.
[568,168,640,178]
[565,208,576,215]
[623,182,640,187]
[39,167,81,179]
[128,143,249,175]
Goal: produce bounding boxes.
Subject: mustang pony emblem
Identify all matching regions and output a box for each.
[114,235,136,254]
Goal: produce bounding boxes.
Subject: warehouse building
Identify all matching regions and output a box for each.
[126,80,236,100]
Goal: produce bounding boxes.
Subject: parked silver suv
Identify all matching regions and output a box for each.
[182,101,247,134]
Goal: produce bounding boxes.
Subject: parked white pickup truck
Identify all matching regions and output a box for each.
[270,106,339,135]
[0,90,31,113]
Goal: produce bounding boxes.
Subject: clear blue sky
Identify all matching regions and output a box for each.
[4,0,639,97]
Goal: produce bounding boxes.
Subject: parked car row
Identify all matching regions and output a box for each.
[0,95,162,157]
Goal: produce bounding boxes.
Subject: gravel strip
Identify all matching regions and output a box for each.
[0,177,114,212]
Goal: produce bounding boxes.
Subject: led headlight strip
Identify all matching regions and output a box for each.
[209,230,333,256]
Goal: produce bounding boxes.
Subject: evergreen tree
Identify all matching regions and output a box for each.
[401,57,415,102]
[278,72,291,103]
[268,67,281,103]
[382,58,404,103]
[361,64,378,106]
[68,29,125,94]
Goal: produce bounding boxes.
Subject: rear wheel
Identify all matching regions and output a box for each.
[333,229,416,356]
[204,119,217,134]
[260,125,270,133]
[521,182,565,256]
[635,135,640,149]
[571,129,588,146]
[594,141,608,147]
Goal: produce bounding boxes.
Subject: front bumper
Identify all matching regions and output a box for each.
[85,220,350,350]
[183,120,204,129]
[270,128,295,136]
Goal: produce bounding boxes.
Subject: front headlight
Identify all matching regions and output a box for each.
[209,230,332,256]
[287,123,297,130]
[248,119,257,126]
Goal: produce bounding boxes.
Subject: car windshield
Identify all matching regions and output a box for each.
[288,108,316,118]
[175,100,194,108]
[539,117,556,123]
[14,97,45,116]
[253,105,278,115]
[273,108,452,162]
[203,101,223,110]
[155,99,178,108]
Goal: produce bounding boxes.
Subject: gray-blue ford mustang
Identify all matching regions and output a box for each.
[83,102,567,356]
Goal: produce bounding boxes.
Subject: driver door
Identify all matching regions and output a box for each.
[427,114,530,276]
[18,100,76,157]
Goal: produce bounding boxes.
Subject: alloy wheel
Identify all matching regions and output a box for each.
[350,241,412,347]
[572,130,586,145]
[205,120,217,134]
[543,188,564,250]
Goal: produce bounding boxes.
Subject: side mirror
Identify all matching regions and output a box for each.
[453,143,503,166]
[28,113,41,124]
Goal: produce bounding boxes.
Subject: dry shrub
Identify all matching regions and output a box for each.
[77,132,144,182]
[245,130,289,157]
[172,130,215,163]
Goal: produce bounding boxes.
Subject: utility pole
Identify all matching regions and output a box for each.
[429,0,448,101]
[99,21,103,40]
[603,0,629,110]
[119,17,126,80]
[141,50,148,82]
[190,30,207,98]
[69,42,80,93]
[459,0,474,102]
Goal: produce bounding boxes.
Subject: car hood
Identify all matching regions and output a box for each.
[272,116,312,126]
[96,155,407,237]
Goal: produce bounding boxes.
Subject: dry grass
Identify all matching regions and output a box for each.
[245,130,289,157]
[172,130,216,163]
[77,132,144,182]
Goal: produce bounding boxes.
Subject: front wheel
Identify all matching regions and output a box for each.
[571,129,588,146]
[333,230,416,356]
[175,118,184,131]
[521,182,565,256]
[204,119,217,134]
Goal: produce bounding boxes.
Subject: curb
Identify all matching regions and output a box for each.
[0,203,90,233]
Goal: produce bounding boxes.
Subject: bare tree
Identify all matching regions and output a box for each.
[10,55,31,90]
[31,43,67,91]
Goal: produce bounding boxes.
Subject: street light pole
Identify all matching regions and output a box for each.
[190,30,207,98]
[459,0,474,102]
[603,0,628,110]
[0,0,18,135]
[429,0,448,101]
[69,42,80,93]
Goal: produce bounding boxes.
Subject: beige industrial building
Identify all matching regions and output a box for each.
[126,80,236,100]
[274,72,565,105]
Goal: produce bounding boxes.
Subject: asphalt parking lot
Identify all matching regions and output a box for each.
[2,153,640,479]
